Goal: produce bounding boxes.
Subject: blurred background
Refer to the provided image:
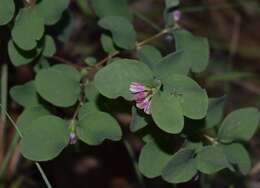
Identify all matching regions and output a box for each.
[1,0,260,187]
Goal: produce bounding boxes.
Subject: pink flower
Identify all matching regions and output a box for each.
[136,97,150,109]
[144,100,151,115]
[134,92,148,102]
[129,82,146,93]
[129,82,152,115]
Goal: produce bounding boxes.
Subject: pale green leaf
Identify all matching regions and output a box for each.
[11,8,44,50]
[206,96,226,129]
[20,115,69,161]
[98,16,137,49]
[162,149,197,183]
[35,66,81,107]
[35,0,70,25]
[94,59,154,100]
[10,81,38,107]
[137,45,162,71]
[17,106,50,134]
[151,91,184,134]
[196,145,230,174]
[139,141,171,178]
[218,108,259,143]
[162,74,208,119]
[0,0,15,25]
[43,35,56,57]
[173,29,209,73]
[91,0,132,20]
[222,143,251,175]
[77,105,122,145]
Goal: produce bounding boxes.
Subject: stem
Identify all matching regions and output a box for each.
[136,27,171,48]
[1,64,8,125]
[203,135,218,145]
[0,64,8,179]
[0,133,19,178]
[123,140,146,188]
[35,163,52,188]
[96,26,176,67]
[133,10,162,32]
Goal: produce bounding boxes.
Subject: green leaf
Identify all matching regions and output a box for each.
[8,40,40,66]
[35,0,70,25]
[94,59,154,100]
[218,108,259,143]
[98,16,137,49]
[173,29,209,73]
[35,65,81,107]
[151,91,184,134]
[77,104,122,145]
[154,51,191,77]
[43,35,56,57]
[11,8,44,50]
[17,106,50,135]
[130,106,148,132]
[206,96,226,129]
[162,74,208,119]
[138,140,171,178]
[84,81,100,102]
[183,141,203,152]
[222,143,251,175]
[165,0,180,10]
[162,149,197,183]
[10,81,38,107]
[196,145,230,174]
[20,115,69,161]
[91,0,132,20]
[0,0,15,25]
[101,34,117,54]
[52,64,81,81]
[137,45,162,71]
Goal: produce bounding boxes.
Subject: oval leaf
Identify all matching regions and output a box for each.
[151,91,184,134]
[137,45,162,71]
[35,65,81,107]
[8,40,41,66]
[91,0,132,20]
[162,149,197,183]
[173,29,209,73]
[222,143,251,175]
[162,74,208,119]
[35,0,70,25]
[77,104,122,145]
[10,81,38,107]
[11,8,44,50]
[0,0,15,25]
[139,141,171,178]
[94,59,154,100]
[196,145,230,174]
[218,108,259,143]
[98,16,137,49]
[17,106,50,134]
[20,115,70,161]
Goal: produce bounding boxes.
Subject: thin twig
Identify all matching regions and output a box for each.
[133,10,162,32]
[203,134,218,144]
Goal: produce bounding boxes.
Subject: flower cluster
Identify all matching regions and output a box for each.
[129,82,153,114]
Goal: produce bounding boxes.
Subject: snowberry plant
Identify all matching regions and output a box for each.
[1,0,259,186]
